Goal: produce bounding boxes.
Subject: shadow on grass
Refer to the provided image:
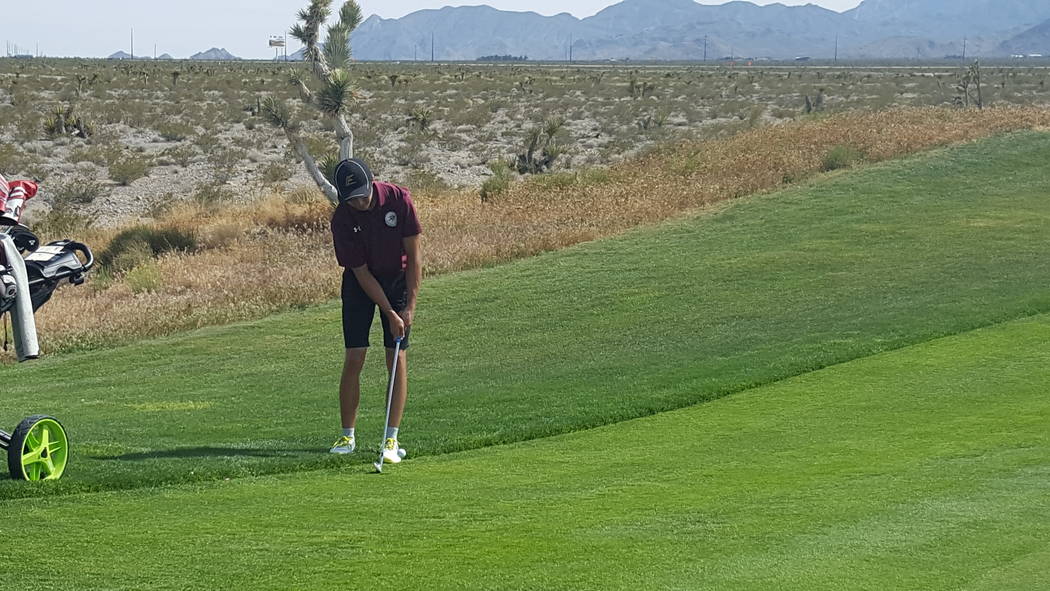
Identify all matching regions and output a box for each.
[95,447,315,461]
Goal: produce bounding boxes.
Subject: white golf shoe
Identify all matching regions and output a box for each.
[382,438,403,464]
[330,436,356,454]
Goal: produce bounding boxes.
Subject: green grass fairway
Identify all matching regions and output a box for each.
[2,311,1048,590]
[5,131,1050,498]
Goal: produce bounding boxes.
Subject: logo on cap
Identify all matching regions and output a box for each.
[334,158,374,202]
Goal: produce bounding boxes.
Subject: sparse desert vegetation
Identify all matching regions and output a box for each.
[2,58,1050,356]
[1,104,1047,357]
[2,58,1050,223]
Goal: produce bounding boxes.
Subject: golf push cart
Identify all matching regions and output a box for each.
[0,174,94,480]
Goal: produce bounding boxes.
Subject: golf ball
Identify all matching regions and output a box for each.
[397,448,407,459]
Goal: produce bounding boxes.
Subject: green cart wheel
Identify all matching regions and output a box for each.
[7,415,68,481]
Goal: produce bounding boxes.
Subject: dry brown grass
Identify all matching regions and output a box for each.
[21,106,1050,357]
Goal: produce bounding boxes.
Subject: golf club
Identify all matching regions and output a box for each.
[374,336,403,473]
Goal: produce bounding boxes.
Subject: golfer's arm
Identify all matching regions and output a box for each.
[404,235,421,311]
[350,265,396,314]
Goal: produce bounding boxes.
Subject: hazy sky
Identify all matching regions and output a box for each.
[4,0,864,59]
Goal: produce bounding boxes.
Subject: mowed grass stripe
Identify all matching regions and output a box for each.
[4,131,1050,498]
[2,311,1048,590]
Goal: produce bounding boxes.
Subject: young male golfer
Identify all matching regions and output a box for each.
[329,158,421,465]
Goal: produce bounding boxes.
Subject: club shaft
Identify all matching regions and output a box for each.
[377,339,402,467]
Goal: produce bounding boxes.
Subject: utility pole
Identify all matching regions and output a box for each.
[834,34,838,63]
[130,27,134,59]
[569,33,573,62]
[962,36,967,60]
[703,35,707,62]
[154,44,157,60]
[431,32,435,62]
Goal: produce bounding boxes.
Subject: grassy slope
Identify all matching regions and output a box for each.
[1,311,1047,590]
[4,131,1050,500]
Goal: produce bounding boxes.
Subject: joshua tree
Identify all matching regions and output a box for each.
[44,105,94,139]
[955,60,983,109]
[263,0,362,204]
[515,116,567,174]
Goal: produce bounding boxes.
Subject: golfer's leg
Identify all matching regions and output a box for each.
[385,347,408,427]
[340,268,375,430]
[339,348,367,429]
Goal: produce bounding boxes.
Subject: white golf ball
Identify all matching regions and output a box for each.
[397,447,407,459]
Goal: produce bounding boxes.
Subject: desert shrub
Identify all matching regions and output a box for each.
[70,144,121,167]
[49,176,110,207]
[208,148,247,183]
[821,145,866,172]
[260,161,295,185]
[12,112,41,142]
[88,266,116,294]
[393,141,427,167]
[119,101,150,129]
[158,144,198,167]
[108,241,154,274]
[447,106,493,128]
[301,134,338,160]
[0,143,32,174]
[532,168,612,191]
[108,155,153,185]
[253,198,330,231]
[87,125,123,147]
[199,223,244,249]
[194,133,220,154]
[96,101,128,125]
[748,105,765,128]
[403,168,452,193]
[637,109,671,130]
[99,226,197,270]
[155,121,194,142]
[480,160,514,202]
[31,206,94,240]
[125,261,163,293]
[191,183,236,206]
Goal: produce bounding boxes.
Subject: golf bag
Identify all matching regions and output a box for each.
[0,174,36,226]
[0,173,94,361]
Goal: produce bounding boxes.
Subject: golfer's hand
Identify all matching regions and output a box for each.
[400,307,414,329]
[386,309,406,339]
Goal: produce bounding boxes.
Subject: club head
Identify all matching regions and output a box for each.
[373,460,384,473]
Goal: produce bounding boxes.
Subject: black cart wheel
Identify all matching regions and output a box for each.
[7,415,68,481]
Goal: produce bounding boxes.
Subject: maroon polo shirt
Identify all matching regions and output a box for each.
[331,181,422,275]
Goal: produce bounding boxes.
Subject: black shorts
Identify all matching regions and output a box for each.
[341,269,410,350]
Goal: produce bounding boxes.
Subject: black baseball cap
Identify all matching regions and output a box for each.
[334,158,374,203]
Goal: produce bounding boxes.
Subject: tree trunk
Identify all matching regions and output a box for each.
[287,131,339,205]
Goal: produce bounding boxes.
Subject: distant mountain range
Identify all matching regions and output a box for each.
[106,48,238,61]
[102,0,1050,62]
[190,48,240,61]
[326,0,1050,61]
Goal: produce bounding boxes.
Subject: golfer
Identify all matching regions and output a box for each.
[329,158,422,465]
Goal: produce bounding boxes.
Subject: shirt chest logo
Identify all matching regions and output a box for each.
[353,226,362,233]
[384,211,398,227]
